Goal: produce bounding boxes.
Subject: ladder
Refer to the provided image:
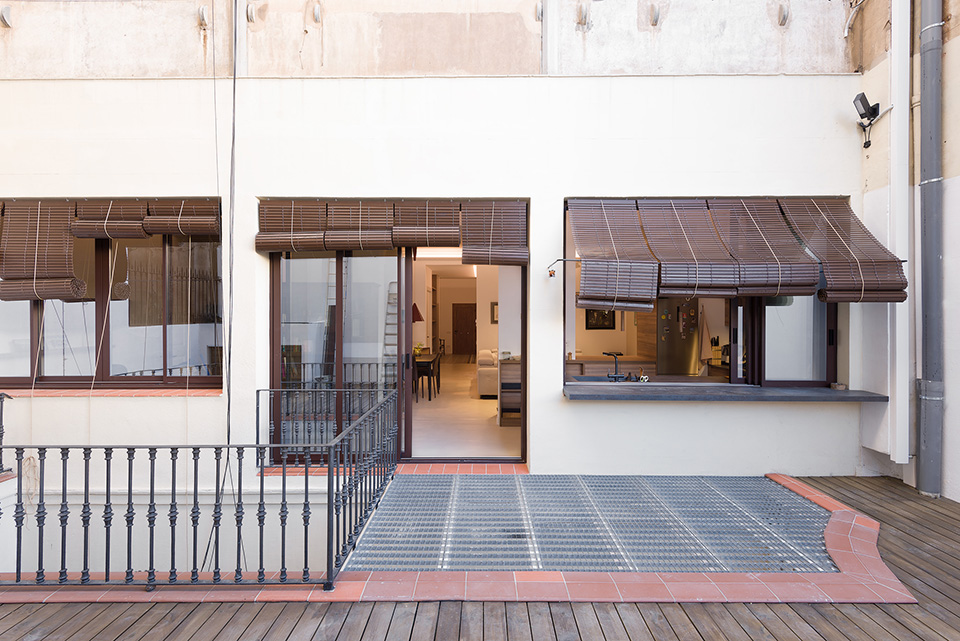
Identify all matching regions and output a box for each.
[382,281,398,388]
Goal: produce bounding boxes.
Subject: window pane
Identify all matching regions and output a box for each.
[0,299,31,376]
[764,295,827,381]
[281,253,335,387]
[166,236,222,377]
[111,237,164,376]
[343,253,398,389]
[41,238,96,377]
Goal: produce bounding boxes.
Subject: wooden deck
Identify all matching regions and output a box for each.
[1,476,958,640]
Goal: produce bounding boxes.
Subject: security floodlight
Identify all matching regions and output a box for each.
[854,93,879,121]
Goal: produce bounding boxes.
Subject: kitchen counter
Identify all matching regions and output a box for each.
[563,383,888,403]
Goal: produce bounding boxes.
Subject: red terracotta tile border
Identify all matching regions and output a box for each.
[0,473,913,605]
[394,463,528,475]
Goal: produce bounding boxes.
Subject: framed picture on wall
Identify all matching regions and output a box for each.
[585,309,615,330]
[491,302,499,324]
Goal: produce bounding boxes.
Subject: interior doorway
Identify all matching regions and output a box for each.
[452,303,477,354]
[405,253,523,460]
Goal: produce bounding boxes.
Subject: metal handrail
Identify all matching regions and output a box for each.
[0,389,399,590]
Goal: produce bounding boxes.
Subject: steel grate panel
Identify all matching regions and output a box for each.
[344,475,838,573]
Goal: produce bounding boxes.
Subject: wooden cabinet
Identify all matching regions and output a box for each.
[498,358,522,426]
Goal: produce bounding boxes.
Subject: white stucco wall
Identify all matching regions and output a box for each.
[0,74,880,475]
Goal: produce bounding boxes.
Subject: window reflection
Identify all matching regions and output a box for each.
[111,237,164,376]
[166,236,222,377]
[41,238,96,377]
[280,253,335,388]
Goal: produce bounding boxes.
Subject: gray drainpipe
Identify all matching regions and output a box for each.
[917,0,944,497]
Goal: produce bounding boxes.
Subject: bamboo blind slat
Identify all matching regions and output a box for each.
[392,199,461,247]
[0,200,86,301]
[636,198,740,298]
[568,199,659,312]
[74,199,148,239]
[460,200,529,266]
[778,197,907,303]
[707,198,819,297]
[256,199,325,252]
[324,200,394,250]
[323,230,395,251]
[144,199,220,236]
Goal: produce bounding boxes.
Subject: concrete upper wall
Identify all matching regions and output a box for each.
[0,0,858,79]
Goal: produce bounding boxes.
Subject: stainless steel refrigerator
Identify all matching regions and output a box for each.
[656,298,701,376]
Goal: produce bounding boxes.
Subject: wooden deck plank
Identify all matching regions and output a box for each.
[593,602,630,641]
[209,603,265,641]
[435,601,462,640]
[878,604,957,641]
[789,604,857,641]
[547,603,580,641]
[89,603,155,641]
[826,605,903,641]
[763,605,826,641]
[679,604,729,641]
[808,604,896,641]
[635,605,679,641]
[335,602,374,641]
[458,602,483,641]
[22,604,106,641]
[284,603,329,641]
[700,604,751,641]
[569,603,603,641]
[185,603,247,641]
[483,602,508,641]
[724,603,778,641]
[527,603,558,641]
[848,605,927,641]
[742,604,802,641]
[0,604,46,637]
[613,604,656,641]
[659,604,704,641]
[63,603,135,641]
[310,602,352,641]
[261,603,310,641]
[227,603,288,641]
[383,602,417,641]
[504,602,533,641]
[359,602,396,641]
[115,603,194,641]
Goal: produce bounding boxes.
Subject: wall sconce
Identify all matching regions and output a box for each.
[0,6,13,29]
[198,6,209,29]
[313,2,322,23]
[777,4,789,26]
[246,2,257,23]
[649,4,660,26]
[576,3,592,31]
[854,92,892,149]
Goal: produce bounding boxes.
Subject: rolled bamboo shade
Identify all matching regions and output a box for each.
[73,199,148,239]
[778,197,907,303]
[0,200,87,301]
[460,200,528,266]
[325,200,394,251]
[143,199,220,236]
[636,198,739,298]
[255,199,326,252]
[392,199,461,247]
[567,199,659,312]
[707,198,819,296]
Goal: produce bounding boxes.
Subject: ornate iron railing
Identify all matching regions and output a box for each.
[0,389,398,590]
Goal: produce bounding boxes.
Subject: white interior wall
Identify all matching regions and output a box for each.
[498,266,522,357]
[476,266,499,353]
[0,74,877,475]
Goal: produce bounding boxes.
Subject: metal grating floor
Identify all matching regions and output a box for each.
[343,475,838,573]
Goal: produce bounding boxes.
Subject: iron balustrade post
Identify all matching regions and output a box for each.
[257,446,266,584]
[103,448,113,581]
[147,448,157,588]
[125,448,135,584]
[36,448,46,584]
[81,448,92,584]
[235,447,244,583]
[58,448,69,584]
[302,448,311,582]
[279,449,288,583]
[169,448,179,583]
[191,448,200,583]
[14,448,24,583]
[212,447,223,583]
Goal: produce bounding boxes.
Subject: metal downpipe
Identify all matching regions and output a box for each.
[917,0,944,497]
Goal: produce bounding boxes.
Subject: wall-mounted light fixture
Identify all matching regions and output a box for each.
[198,6,209,28]
[854,92,892,149]
[777,4,789,26]
[313,2,322,23]
[0,6,13,29]
[246,2,257,23]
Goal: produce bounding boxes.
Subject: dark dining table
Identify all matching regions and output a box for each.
[414,352,441,400]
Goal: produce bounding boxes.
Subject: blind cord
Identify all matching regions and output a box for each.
[600,201,620,309]
[671,201,700,299]
[740,199,783,297]
[812,200,864,302]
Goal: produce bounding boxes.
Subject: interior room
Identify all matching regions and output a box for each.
[411,248,522,459]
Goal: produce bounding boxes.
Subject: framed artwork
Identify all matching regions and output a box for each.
[585,309,615,330]
[491,302,499,324]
